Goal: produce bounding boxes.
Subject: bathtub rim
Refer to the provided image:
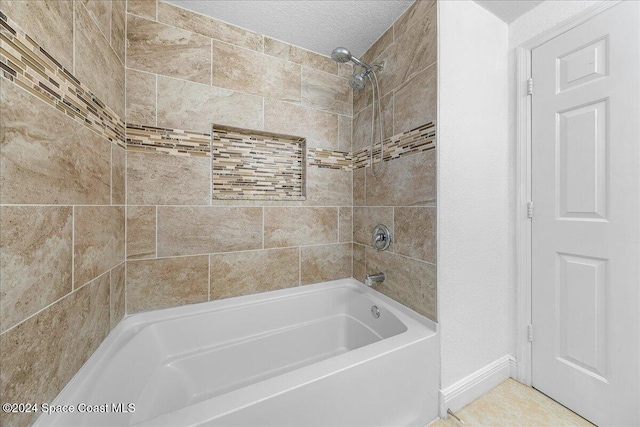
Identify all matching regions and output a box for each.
[38,278,438,426]
[121,278,435,333]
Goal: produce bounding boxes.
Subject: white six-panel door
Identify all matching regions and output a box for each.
[531,1,639,425]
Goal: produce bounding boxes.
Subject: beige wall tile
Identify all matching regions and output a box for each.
[80,0,111,40]
[0,81,111,205]
[213,41,301,103]
[210,248,299,300]
[125,68,156,125]
[394,4,437,89]
[366,248,436,321]
[126,151,210,205]
[264,37,336,75]
[353,80,372,115]
[264,207,337,248]
[394,207,436,263]
[301,68,352,115]
[338,62,353,78]
[393,64,436,135]
[157,76,263,133]
[304,167,352,207]
[126,256,209,313]
[300,243,352,285]
[352,92,393,152]
[74,206,125,289]
[394,0,436,41]
[127,14,211,84]
[0,206,72,333]
[75,1,125,118]
[0,273,109,427]
[111,0,126,63]
[353,168,366,207]
[158,2,263,52]
[371,43,402,97]
[353,243,366,282]
[353,206,393,246]
[126,206,156,260]
[127,0,156,19]
[264,99,338,150]
[157,207,263,256]
[110,263,125,329]
[112,144,126,205]
[365,150,436,206]
[338,115,352,152]
[362,25,394,65]
[339,207,353,243]
[353,101,372,153]
[1,0,74,70]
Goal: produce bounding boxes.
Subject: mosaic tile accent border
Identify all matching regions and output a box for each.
[352,122,436,170]
[126,124,210,157]
[307,148,352,171]
[0,11,126,146]
[212,124,306,200]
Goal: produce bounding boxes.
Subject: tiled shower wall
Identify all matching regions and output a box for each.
[352,0,438,321]
[0,1,126,426]
[124,0,354,312]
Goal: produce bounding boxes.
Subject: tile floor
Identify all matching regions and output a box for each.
[431,379,594,427]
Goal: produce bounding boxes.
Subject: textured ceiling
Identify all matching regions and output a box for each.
[472,0,545,23]
[165,0,546,58]
[165,0,414,58]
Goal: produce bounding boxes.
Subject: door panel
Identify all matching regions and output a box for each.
[557,99,608,219]
[531,2,639,426]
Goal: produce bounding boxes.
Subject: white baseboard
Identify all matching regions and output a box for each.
[439,355,517,417]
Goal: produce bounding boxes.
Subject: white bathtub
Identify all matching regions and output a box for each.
[34,278,439,427]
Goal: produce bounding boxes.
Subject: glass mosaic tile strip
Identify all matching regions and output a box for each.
[0,11,126,147]
[212,124,306,200]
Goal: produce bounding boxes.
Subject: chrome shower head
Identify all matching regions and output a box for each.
[348,73,366,91]
[331,46,369,69]
[331,47,352,63]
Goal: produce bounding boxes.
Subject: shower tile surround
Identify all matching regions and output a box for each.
[0,2,125,426]
[0,1,437,425]
[352,0,438,321]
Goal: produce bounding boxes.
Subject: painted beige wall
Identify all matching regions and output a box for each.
[352,0,438,321]
[0,1,126,426]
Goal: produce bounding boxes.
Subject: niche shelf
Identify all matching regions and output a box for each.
[211,124,306,200]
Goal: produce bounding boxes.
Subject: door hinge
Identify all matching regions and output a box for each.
[528,325,534,342]
[527,201,534,218]
[527,78,534,95]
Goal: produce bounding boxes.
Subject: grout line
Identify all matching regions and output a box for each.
[73,0,76,75]
[154,74,158,126]
[110,143,114,205]
[207,255,211,301]
[261,207,265,249]
[298,246,302,286]
[124,66,347,117]
[155,205,158,258]
[210,38,213,86]
[71,206,76,290]
[127,242,349,263]
[337,207,340,242]
[108,269,112,328]
[0,268,112,336]
[0,203,436,209]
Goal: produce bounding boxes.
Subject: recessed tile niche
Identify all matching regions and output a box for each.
[211,124,307,200]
